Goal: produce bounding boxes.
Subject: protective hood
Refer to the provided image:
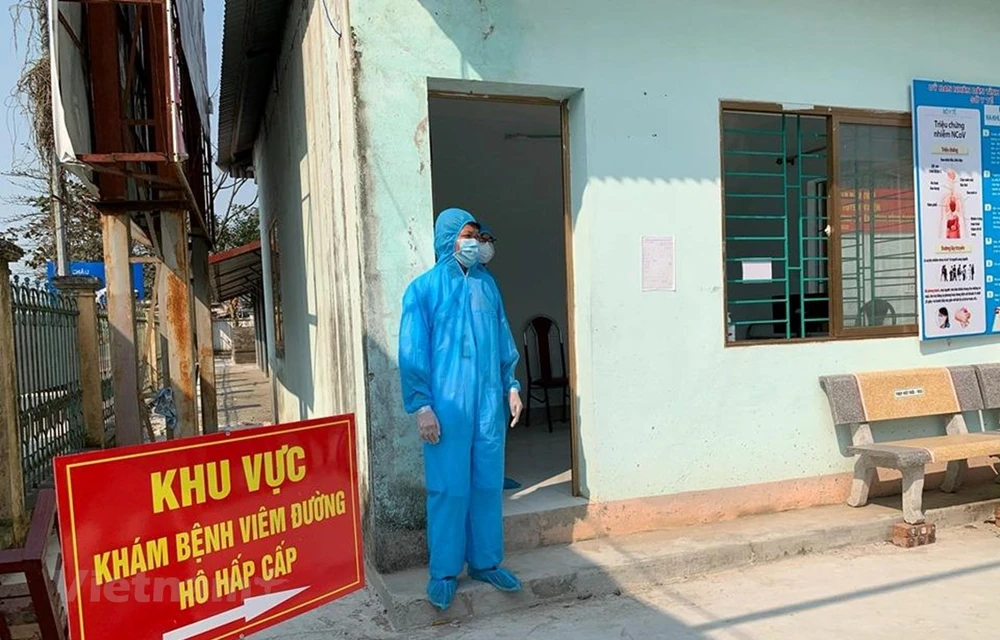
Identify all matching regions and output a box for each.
[434,208,477,264]
[479,223,495,239]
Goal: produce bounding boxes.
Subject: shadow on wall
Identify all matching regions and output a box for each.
[416,1,525,86]
[260,0,354,423]
[254,13,310,423]
[254,0,393,580]
[414,0,728,185]
[920,334,1000,356]
[364,336,432,573]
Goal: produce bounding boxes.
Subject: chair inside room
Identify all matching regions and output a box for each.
[523,315,570,433]
[860,298,897,326]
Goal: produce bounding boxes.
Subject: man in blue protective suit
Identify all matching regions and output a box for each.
[477,224,497,266]
[474,223,522,492]
[399,208,524,611]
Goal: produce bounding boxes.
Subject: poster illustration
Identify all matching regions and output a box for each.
[912,80,1000,340]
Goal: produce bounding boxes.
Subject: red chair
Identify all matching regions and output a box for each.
[523,316,569,433]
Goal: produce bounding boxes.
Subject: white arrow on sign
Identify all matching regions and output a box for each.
[162,586,310,640]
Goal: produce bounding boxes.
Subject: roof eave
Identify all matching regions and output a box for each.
[216,0,293,172]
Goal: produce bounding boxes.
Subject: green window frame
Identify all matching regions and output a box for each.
[721,103,918,345]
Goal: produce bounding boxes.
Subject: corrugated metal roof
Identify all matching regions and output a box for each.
[217,0,293,173]
[210,240,263,301]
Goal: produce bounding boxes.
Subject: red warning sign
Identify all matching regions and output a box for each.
[54,415,364,640]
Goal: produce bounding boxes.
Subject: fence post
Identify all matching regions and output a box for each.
[192,237,218,434]
[53,275,104,449]
[0,239,26,543]
[159,211,197,438]
[146,302,158,389]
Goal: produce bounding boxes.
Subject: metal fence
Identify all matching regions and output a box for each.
[97,305,115,447]
[134,301,164,393]
[7,277,163,484]
[97,300,164,446]
[10,278,86,489]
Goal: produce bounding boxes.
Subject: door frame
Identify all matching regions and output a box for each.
[427,89,582,497]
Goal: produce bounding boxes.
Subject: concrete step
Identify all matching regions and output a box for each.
[371,483,1000,631]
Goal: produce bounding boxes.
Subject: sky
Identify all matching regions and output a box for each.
[0,2,40,275]
[0,1,248,274]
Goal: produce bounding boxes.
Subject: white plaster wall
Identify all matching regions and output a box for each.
[253,0,364,427]
[212,319,232,353]
[350,0,1000,505]
[252,0,373,548]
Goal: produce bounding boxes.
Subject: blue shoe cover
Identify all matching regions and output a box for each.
[427,578,457,610]
[503,477,522,490]
[469,567,522,592]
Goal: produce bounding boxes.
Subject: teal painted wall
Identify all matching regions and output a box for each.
[350,0,1000,569]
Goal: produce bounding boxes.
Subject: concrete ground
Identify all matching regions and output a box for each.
[215,356,274,428]
[147,357,273,439]
[253,523,1000,639]
[503,418,584,516]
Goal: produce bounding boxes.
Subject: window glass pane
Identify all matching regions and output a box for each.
[838,124,917,329]
[723,111,830,342]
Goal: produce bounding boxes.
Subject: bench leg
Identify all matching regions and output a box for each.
[900,465,926,524]
[847,458,876,507]
[25,563,65,640]
[941,460,968,493]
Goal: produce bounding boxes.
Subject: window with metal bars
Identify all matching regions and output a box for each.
[722,105,917,344]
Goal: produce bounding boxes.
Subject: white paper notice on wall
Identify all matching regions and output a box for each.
[741,260,773,282]
[641,236,676,292]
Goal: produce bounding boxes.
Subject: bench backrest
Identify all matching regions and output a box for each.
[820,366,984,427]
[974,363,1000,410]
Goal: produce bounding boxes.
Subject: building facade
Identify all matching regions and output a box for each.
[219,0,1000,573]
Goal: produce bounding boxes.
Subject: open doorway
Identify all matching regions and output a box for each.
[427,92,581,514]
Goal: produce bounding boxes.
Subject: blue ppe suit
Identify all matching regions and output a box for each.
[399,208,521,581]
[476,223,521,494]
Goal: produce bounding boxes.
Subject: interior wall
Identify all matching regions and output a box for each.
[428,98,568,391]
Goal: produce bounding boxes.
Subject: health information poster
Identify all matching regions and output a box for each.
[912,79,1000,340]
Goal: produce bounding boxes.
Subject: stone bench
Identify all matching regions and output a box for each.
[820,366,1000,524]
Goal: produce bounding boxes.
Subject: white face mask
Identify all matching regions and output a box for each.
[455,238,480,268]
[478,241,496,264]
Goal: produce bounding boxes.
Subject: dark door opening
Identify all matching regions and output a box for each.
[427,92,580,514]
